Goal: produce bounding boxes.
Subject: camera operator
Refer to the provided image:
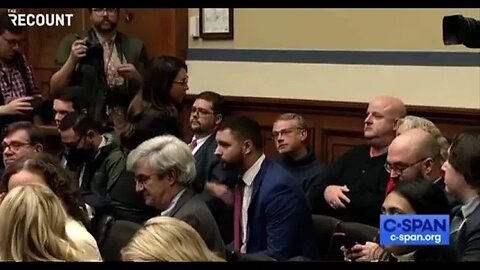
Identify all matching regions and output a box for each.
[50,8,148,129]
[0,12,43,127]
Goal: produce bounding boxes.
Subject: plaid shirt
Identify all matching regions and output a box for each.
[0,54,37,104]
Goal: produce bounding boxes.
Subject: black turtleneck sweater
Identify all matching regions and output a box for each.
[276,148,326,193]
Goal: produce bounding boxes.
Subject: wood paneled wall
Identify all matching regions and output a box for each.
[18,8,188,97]
[182,95,480,164]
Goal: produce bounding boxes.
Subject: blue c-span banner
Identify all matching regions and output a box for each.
[379,214,450,246]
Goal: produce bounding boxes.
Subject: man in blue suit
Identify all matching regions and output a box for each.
[208,116,319,260]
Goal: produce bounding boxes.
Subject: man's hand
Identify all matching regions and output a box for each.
[69,38,87,62]
[117,63,142,83]
[324,185,350,209]
[342,241,383,262]
[0,96,33,115]
[205,182,234,206]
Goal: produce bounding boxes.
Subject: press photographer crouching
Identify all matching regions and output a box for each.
[50,8,148,130]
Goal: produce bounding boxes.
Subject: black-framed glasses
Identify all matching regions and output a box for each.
[92,8,118,15]
[190,106,214,117]
[173,78,189,86]
[1,141,32,152]
[0,35,23,47]
[384,157,428,175]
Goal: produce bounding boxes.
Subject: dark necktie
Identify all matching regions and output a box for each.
[233,180,245,252]
[189,138,198,151]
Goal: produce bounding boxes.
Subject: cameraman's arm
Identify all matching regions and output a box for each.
[50,36,86,93]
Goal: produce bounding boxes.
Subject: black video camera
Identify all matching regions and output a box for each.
[77,35,104,65]
[443,15,480,48]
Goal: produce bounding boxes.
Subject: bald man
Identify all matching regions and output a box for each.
[386,128,459,207]
[308,95,406,227]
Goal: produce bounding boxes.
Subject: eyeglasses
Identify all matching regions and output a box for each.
[384,157,428,175]
[0,35,23,47]
[272,127,303,139]
[1,141,31,152]
[92,8,118,15]
[173,78,189,86]
[190,106,214,117]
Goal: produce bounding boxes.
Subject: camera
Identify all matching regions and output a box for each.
[443,15,480,48]
[78,37,104,65]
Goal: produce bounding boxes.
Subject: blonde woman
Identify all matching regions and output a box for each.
[0,185,82,261]
[121,216,225,262]
[396,115,449,162]
[1,153,102,261]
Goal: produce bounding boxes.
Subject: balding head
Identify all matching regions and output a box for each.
[387,128,441,183]
[364,95,407,148]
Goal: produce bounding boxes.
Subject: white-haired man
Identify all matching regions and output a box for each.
[126,135,225,256]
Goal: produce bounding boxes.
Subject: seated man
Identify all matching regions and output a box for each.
[272,113,326,193]
[126,134,225,255]
[208,116,318,260]
[2,121,45,173]
[308,95,406,227]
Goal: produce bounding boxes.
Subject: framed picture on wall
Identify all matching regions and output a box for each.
[199,8,234,40]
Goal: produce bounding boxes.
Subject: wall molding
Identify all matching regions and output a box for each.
[187,48,480,67]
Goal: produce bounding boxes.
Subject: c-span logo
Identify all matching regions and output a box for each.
[7,9,73,27]
[379,214,450,245]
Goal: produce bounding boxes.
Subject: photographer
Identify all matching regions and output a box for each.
[51,8,148,129]
[0,12,42,126]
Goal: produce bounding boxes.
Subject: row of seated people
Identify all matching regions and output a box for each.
[1,8,479,261]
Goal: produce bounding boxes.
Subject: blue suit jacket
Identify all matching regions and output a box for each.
[245,158,319,260]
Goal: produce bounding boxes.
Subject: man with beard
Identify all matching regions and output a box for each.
[188,91,237,243]
[308,95,406,227]
[207,116,318,260]
[0,13,41,126]
[51,8,148,128]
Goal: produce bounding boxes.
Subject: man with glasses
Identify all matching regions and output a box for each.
[189,91,237,243]
[272,113,325,194]
[308,95,406,227]
[51,8,148,129]
[2,121,45,174]
[0,13,41,126]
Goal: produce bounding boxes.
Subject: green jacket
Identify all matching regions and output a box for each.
[54,28,149,125]
[81,133,127,197]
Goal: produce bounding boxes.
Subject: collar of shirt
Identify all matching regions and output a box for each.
[461,195,480,219]
[392,250,416,262]
[433,177,443,184]
[161,188,187,216]
[191,134,211,155]
[93,28,117,44]
[93,135,107,159]
[241,154,266,187]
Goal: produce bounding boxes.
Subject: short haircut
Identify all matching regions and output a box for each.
[0,185,80,261]
[3,121,46,147]
[275,113,308,130]
[196,91,227,116]
[52,86,90,111]
[218,116,263,150]
[391,179,450,215]
[126,135,196,187]
[58,111,100,135]
[121,216,225,261]
[0,12,24,35]
[448,130,480,189]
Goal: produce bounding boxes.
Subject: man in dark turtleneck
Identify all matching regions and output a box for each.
[272,113,326,193]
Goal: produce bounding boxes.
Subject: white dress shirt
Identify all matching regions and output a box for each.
[191,134,212,155]
[161,188,187,216]
[240,154,266,253]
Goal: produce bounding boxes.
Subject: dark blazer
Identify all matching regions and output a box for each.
[167,188,225,256]
[192,135,218,193]
[245,158,319,260]
[453,203,480,259]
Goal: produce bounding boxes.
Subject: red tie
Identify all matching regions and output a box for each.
[385,177,396,196]
[189,138,197,151]
[233,181,245,252]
